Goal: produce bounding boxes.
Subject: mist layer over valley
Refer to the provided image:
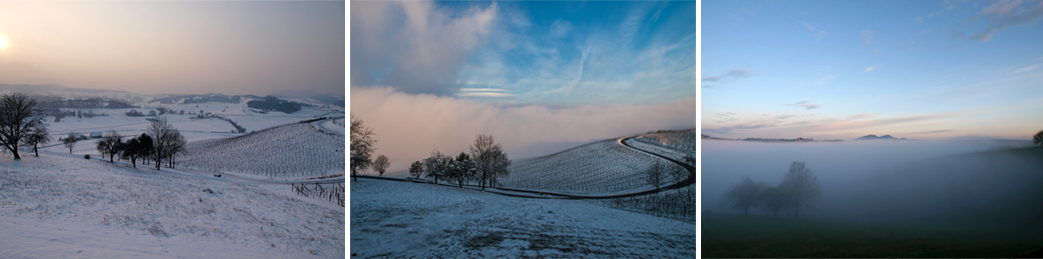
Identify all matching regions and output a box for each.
[703,139,1043,257]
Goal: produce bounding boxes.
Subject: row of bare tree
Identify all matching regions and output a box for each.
[83,117,186,170]
[725,161,822,218]
[409,135,511,189]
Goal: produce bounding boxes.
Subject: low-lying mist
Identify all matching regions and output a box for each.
[703,139,1043,224]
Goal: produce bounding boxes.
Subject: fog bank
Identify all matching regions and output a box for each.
[703,139,1043,222]
[350,87,696,174]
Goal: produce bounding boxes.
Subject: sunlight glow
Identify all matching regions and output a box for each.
[0,36,7,48]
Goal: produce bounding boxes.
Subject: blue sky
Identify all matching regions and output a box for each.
[351,1,696,107]
[703,0,1043,140]
[350,1,696,172]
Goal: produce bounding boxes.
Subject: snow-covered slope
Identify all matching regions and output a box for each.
[178,121,344,178]
[349,178,696,258]
[500,139,685,195]
[0,154,344,258]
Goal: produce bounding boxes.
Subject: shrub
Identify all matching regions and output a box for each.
[84,154,91,159]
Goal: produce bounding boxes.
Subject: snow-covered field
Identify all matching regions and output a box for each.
[349,178,696,258]
[500,139,685,195]
[0,153,344,258]
[178,121,345,179]
[42,102,341,144]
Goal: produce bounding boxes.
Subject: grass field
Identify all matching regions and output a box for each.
[702,214,1043,258]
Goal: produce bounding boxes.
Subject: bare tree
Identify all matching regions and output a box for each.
[120,134,152,168]
[423,150,451,184]
[780,161,821,218]
[1034,130,1043,147]
[147,117,180,170]
[647,162,667,190]
[725,176,765,216]
[470,134,511,190]
[373,154,390,176]
[164,129,186,169]
[409,161,424,179]
[25,123,51,157]
[96,130,123,163]
[63,133,76,154]
[120,137,141,168]
[0,93,44,160]
[646,162,668,213]
[759,186,786,218]
[449,152,476,188]
[350,114,376,181]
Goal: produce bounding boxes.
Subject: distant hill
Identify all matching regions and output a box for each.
[272,90,344,108]
[0,83,149,104]
[856,134,910,141]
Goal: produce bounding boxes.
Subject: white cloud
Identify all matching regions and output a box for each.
[801,21,817,31]
[548,19,573,38]
[813,75,838,85]
[814,30,832,39]
[787,101,822,110]
[1007,63,1040,75]
[860,30,876,44]
[864,67,875,73]
[351,1,499,95]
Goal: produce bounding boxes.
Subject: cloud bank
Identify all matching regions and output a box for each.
[350,1,498,95]
[351,87,696,173]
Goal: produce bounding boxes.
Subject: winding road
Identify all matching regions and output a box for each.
[354,136,695,200]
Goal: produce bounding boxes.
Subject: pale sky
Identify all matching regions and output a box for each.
[0,1,344,96]
[703,0,1043,140]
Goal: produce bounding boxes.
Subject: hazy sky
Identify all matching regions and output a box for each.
[350,1,696,173]
[703,0,1043,140]
[0,1,344,96]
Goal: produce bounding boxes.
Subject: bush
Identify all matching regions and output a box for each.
[84,154,91,159]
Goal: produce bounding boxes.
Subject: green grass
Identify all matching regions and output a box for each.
[702,214,1043,258]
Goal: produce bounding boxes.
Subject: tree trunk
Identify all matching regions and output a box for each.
[34,144,39,157]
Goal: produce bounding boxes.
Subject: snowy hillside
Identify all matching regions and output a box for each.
[350,178,696,258]
[500,139,686,195]
[178,121,344,178]
[0,154,344,258]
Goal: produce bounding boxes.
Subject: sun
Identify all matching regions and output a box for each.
[0,36,7,48]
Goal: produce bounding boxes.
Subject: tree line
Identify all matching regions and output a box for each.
[406,134,511,189]
[725,161,822,218]
[350,114,511,189]
[82,118,188,170]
